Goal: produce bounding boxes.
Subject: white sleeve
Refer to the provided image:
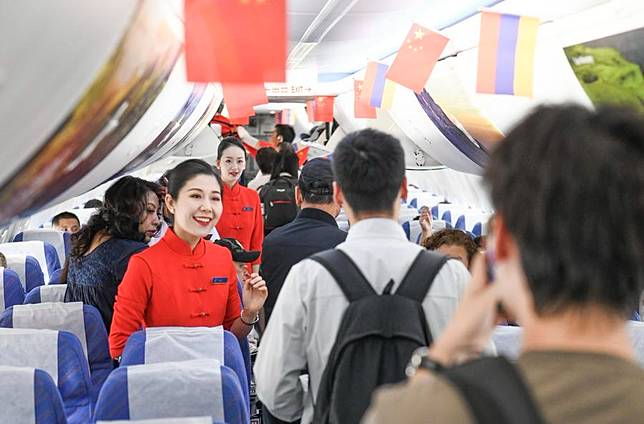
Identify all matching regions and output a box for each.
[254,261,308,422]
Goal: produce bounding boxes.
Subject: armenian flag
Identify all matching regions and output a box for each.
[476,11,539,97]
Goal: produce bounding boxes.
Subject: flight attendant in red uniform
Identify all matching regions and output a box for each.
[215,137,264,273]
[109,159,268,359]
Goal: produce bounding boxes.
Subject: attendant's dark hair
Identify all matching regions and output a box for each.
[52,212,80,227]
[333,129,405,214]
[485,104,644,317]
[69,176,160,259]
[423,229,478,266]
[166,159,222,200]
[270,143,299,180]
[256,147,277,174]
[217,136,246,160]
[275,124,295,144]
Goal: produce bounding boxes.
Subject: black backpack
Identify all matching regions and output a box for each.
[259,176,299,233]
[309,249,448,424]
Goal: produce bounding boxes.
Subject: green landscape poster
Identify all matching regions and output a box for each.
[564,26,644,112]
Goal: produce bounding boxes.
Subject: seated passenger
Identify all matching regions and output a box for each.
[83,198,103,209]
[51,211,81,233]
[255,129,470,423]
[0,252,5,268]
[260,157,347,324]
[64,176,161,330]
[423,229,478,270]
[109,159,268,360]
[364,105,644,423]
[248,147,277,191]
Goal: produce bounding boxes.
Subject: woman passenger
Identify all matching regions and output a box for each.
[423,229,478,270]
[215,137,264,273]
[64,176,161,331]
[109,159,268,360]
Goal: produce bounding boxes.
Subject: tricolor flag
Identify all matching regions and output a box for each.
[354,80,377,119]
[361,62,396,109]
[476,11,539,97]
[386,23,449,93]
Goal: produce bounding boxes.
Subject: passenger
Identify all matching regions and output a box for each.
[423,229,478,270]
[254,129,470,423]
[109,159,267,360]
[270,123,296,148]
[215,137,264,273]
[0,252,6,268]
[364,105,644,423]
[417,205,432,245]
[63,176,161,330]
[260,157,346,324]
[248,147,278,191]
[51,211,81,233]
[259,143,300,235]
[83,198,103,209]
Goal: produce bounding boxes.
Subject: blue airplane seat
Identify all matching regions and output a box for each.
[4,254,45,292]
[24,285,68,304]
[0,241,60,284]
[0,302,112,405]
[94,360,248,423]
[1,268,25,312]
[49,268,64,285]
[13,230,71,272]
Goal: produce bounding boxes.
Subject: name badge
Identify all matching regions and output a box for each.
[211,277,228,284]
[242,206,254,212]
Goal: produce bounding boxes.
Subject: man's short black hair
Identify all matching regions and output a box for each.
[256,147,277,174]
[333,129,405,214]
[485,104,644,317]
[52,211,80,226]
[275,124,295,144]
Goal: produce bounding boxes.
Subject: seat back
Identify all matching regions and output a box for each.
[627,320,644,368]
[454,212,491,236]
[13,230,71,271]
[0,328,92,424]
[0,302,112,404]
[94,360,248,423]
[121,326,248,406]
[4,254,45,292]
[96,418,212,424]
[0,241,60,284]
[492,325,523,361]
[25,285,68,304]
[0,365,67,424]
[1,268,25,311]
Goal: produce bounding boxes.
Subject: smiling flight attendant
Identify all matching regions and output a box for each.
[109,159,268,359]
[215,137,264,273]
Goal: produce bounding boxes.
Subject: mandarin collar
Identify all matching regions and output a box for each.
[161,226,206,257]
[223,182,241,197]
[345,218,407,242]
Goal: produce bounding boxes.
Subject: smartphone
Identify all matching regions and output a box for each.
[485,244,496,283]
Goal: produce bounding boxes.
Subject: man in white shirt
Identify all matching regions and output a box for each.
[254,128,471,423]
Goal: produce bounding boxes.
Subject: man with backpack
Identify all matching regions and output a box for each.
[254,129,470,423]
[363,105,644,424]
[260,143,300,235]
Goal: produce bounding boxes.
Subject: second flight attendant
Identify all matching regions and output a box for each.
[215,136,264,273]
[108,159,268,359]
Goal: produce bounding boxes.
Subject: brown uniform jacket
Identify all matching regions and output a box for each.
[363,351,644,424]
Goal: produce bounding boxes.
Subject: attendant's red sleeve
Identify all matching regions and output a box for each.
[223,260,242,329]
[109,256,152,358]
[250,191,264,265]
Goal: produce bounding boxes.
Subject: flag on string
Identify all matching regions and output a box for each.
[184,0,286,83]
[314,96,334,122]
[476,11,539,96]
[354,80,377,119]
[386,23,449,92]
[221,82,267,121]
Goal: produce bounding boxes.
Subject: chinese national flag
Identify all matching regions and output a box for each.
[354,80,377,119]
[184,0,286,83]
[386,23,449,92]
[230,115,250,125]
[306,100,316,122]
[221,82,268,121]
[296,146,310,166]
[314,96,334,122]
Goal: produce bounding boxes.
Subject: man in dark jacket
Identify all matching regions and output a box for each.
[261,158,346,323]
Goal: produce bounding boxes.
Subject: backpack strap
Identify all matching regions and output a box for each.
[395,250,448,303]
[310,249,376,302]
[442,357,544,424]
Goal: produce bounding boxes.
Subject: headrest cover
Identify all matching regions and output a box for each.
[0,365,35,424]
[0,328,59,381]
[144,326,224,364]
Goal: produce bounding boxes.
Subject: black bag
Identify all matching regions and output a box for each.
[259,176,298,233]
[310,249,448,424]
[442,356,544,424]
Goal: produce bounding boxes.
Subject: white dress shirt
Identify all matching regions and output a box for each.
[247,172,271,191]
[254,218,471,423]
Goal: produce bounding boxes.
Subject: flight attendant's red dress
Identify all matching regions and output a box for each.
[109,227,241,358]
[216,182,264,266]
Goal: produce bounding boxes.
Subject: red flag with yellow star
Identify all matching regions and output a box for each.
[354,80,377,119]
[313,96,334,122]
[386,23,449,92]
[184,0,286,83]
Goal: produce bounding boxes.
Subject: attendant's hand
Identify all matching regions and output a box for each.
[242,273,268,314]
[428,254,500,366]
